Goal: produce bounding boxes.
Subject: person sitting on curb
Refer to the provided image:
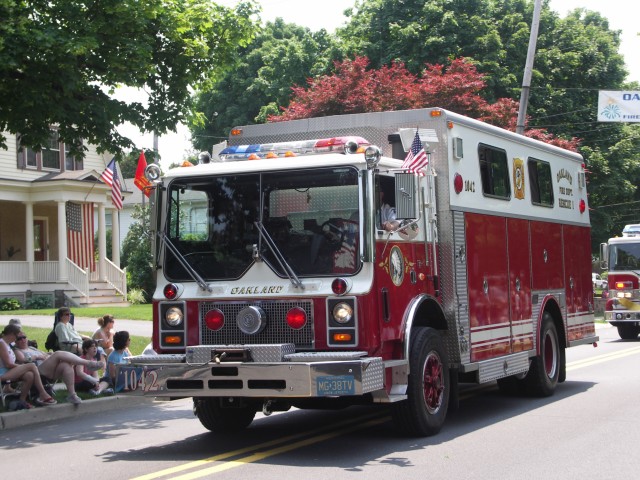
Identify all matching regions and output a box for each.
[55,307,91,354]
[14,331,105,405]
[107,331,131,392]
[0,324,57,409]
[74,340,114,396]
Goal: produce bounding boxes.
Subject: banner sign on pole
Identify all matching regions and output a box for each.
[598,90,640,122]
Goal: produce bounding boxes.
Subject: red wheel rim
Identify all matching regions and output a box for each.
[423,351,444,414]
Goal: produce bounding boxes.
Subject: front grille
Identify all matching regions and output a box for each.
[200,300,314,348]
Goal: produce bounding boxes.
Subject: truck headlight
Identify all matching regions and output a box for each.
[332,302,353,324]
[165,307,184,327]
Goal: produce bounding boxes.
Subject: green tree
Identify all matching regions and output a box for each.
[121,204,154,302]
[583,124,640,248]
[191,18,340,150]
[0,0,259,156]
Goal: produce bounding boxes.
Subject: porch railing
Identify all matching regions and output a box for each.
[104,258,127,298]
[34,261,58,281]
[1,259,123,300]
[0,261,29,282]
[66,258,89,299]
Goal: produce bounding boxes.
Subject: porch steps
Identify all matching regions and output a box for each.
[66,281,130,308]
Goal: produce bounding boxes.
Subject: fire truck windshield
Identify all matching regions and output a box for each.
[609,243,640,272]
[163,167,361,281]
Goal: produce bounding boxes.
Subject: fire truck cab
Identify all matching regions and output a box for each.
[601,224,640,339]
[121,108,598,437]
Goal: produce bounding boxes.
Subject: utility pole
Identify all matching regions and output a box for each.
[516,0,542,135]
[153,131,159,161]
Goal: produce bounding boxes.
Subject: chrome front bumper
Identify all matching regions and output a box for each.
[117,345,385,399]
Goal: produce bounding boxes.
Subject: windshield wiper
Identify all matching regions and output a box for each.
[254,221,304,290]
[158,231,212,292]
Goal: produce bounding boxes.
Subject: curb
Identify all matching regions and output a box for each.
[0,394,155,431]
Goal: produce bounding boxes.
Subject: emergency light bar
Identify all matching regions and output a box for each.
[219,136,370,161]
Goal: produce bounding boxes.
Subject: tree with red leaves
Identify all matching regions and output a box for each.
[270,57,579,150]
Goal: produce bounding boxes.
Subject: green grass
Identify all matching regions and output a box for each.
[7,304,152,321]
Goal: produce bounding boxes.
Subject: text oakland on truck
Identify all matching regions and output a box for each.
[601,224,640,339]
[120,108,598,437]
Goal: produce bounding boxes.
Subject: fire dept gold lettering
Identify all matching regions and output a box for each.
[230,286,284,295]
[556,168,573,185]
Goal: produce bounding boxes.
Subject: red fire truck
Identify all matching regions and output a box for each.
[122,108,598,437]
[601,224,640,339]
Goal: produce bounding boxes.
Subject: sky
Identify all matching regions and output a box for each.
[119,0,640,169]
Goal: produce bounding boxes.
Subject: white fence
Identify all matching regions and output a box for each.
[0,261,29,282]
[66,259,89,298]
[104,258,127,298]
[0,259,126,301]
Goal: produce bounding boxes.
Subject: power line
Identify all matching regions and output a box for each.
[592,200,640,208]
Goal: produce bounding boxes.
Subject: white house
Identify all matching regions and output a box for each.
[0,130,129,307]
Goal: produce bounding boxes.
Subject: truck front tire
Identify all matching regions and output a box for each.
[391,327,449,436]
[194,398,256,433]
[616,324,640,340]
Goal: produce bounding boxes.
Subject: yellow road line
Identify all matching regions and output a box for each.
[130,411,385,480]
[567,345,640,371]
[170,416,389,480]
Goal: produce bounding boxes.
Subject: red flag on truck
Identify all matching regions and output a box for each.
[134,151,152,198]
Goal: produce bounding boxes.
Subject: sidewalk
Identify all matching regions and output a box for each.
[1,394,154,430]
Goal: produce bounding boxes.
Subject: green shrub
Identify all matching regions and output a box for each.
[128,288,147,305]
[25,296,53,309]
[0,297,22,311]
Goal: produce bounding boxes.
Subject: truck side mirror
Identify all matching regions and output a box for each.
[395,173,417,220]
[600,243,608,270]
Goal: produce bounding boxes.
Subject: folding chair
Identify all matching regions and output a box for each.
[1,380,21,407]
[47,311,78,352]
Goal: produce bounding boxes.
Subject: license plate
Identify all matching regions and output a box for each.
[316,375,356,396]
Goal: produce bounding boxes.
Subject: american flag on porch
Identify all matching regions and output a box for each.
[66,202,95,271]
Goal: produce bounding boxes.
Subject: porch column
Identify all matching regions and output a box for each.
[25,201,35,282]
[98,203,107,282]
[111,207,121,267]
[57,201,68,281]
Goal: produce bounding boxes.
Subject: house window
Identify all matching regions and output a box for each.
[42,130,61,169]
[26,147,37,167]
[17,129,83,171]
[65,142,84,170]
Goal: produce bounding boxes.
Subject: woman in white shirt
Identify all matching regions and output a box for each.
[0,324,57,409]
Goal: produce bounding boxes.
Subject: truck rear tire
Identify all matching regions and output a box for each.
[391,327,449,436]
[616,325,640,340]
[194,398,256,433]
[524,312,560,397]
